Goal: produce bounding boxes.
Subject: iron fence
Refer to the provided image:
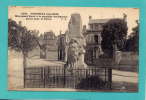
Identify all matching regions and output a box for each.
[24,66,112,90]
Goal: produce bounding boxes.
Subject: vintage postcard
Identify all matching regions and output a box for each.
[8,6,139,92]
[3,99,81,100]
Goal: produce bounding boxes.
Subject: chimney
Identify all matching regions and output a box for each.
[83,25,86,32]
[136,20,139,25]
[123,13,127,22]
[89,16,92,21]
[60,30,62,35]
[82,25,87,36]
[18,21,22,26]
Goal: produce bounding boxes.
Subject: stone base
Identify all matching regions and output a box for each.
[76,63,88,69]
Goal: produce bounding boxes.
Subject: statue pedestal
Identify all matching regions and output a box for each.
[77,47,87,69]
[66,13,87,69]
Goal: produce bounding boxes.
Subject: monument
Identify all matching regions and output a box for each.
[66,13,87,69]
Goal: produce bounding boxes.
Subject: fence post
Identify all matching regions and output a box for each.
[108,67,112,89]
[63,65,66,88]
[43,67,45,88]
[105,67,107,84]
[24,67,26,88]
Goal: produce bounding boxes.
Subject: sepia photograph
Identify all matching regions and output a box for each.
[0,99,81,100]
[8,6,139,92]
[4,99,81,100]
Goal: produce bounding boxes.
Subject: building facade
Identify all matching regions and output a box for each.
[84,15,127,65]
[57,33,66,61]
[38,31,58,60]
[57,31,69,62]
[84,17,109,64]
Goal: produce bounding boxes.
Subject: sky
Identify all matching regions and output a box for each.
[9,6,139,36]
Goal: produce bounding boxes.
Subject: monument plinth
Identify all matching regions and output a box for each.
[67,13,87,69]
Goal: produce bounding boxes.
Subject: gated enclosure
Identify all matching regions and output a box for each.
[24,66,112,90]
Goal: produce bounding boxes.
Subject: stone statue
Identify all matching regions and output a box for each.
[65,13,87,69]
[66,39,79,70]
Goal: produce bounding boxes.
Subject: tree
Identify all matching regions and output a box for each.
[8,19,38,69]
[125,20,139,52]
[101,18,128,58]
[29,31,47,59]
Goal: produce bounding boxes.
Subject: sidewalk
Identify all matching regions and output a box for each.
[112,69,138,91]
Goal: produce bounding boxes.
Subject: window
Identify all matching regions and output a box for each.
[94,35,98,44]
[90,24,94,30]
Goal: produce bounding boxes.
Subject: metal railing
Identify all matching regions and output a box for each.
[24,66,112,90]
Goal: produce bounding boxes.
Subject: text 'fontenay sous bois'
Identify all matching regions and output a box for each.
[15,12,67,20]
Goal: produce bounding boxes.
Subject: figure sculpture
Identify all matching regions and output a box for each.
[66,39,79,70]
[65,13,87,71]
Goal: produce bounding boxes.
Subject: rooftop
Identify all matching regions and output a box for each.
[89,19,110,24]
